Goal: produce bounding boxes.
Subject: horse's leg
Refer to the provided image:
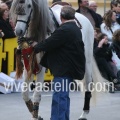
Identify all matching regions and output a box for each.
[79,91,92,120]
[22,68,34,117]
[83,64,92,111]
[79,44,93,120]
[79,68,92,120]
[32,67,45,120]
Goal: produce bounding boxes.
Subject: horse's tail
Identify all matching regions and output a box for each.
[15,49,23,79]
[92,56,106,87]
[91,57,107,104]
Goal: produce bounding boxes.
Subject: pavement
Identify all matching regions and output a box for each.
[0,91,120,120]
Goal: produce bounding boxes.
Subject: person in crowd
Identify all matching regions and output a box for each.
[110,29,120,84]
[0,2,15,30]
[110,0,118,11]
[89,0,103,25]
[0,6,15,40]
[5,0,13,9]
[33,6,85,120]
[0,2,9,10]
[100,10,120,43]
[111,29,120,59]
[94,28,101,49]
[94,33,118,83]
[110,0,120,25]
[76,0,102,28]
[0,4,16,74]
[116,1,120,24]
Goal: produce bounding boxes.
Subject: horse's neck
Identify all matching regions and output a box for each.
[51,5,63,25]
[27,5,63,41]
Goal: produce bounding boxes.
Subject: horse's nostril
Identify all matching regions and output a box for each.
[15,29,23,36]
[20,30,23,35]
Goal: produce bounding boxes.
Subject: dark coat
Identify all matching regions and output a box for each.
[110,41,120,59]
[35,22,86,80]
[0,18,16,40]
[76,7,101,28]
[116,13,120,25]
[94,40,112,62]
[96,13,103,25]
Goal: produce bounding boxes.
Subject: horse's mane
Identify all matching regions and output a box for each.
[10,0,55,42]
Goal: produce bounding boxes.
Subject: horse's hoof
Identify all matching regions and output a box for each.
[38,116,43,120]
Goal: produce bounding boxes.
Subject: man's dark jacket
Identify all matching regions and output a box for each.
[76,8,102,28]
[35,22,85,80]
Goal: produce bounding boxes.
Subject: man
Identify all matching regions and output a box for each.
[110,0,118,11]
[89,0,103,25]
[110,0,120,25]
[89,0,97,12]
[34,6,85,120]
[76,0,101,28]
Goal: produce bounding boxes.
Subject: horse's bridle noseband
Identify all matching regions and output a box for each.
[16,9,33,30]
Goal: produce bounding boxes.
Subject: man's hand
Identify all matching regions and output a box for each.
[33,44,41,53]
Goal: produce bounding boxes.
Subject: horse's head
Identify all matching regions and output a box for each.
[11,0,55,42]
[14,0,33,37]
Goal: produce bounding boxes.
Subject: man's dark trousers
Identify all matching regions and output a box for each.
[51,77,73,120]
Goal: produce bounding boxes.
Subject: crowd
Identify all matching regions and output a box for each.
[75,0,120,85]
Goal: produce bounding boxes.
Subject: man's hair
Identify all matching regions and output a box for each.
[78,0,82,4]
[110,0,118,9]
[60,6,75,20]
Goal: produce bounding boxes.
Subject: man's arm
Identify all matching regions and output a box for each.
[34,28,67,53]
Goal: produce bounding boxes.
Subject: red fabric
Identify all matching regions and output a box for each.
[22,47,40,74]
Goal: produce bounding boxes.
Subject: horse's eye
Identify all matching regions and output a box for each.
[28,4,31,8]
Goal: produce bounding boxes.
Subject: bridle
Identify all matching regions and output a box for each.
[16,9,33,30]
[15,0,33,33]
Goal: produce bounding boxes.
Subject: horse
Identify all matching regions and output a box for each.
[10,0,105,120]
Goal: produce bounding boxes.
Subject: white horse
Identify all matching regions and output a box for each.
[10,0,105,120]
